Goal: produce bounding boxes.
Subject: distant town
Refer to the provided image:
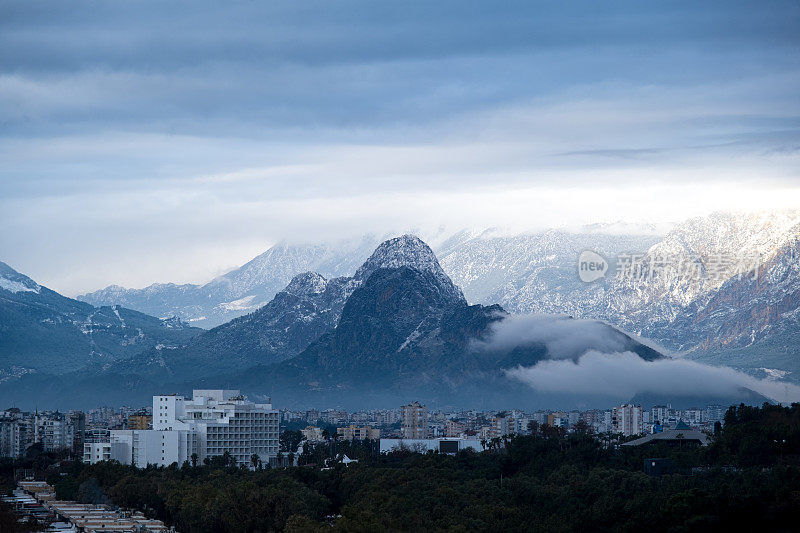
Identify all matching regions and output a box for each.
[1,390,727,469]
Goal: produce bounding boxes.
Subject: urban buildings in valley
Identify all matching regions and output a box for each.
[1,399,731,462]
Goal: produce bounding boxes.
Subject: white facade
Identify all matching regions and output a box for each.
[154,390,278,467]
[83,441,131,465]
[612,404,643,436]
[131,430,195,467]
[84,390,278,468]
[84,430,132,465]
[380,438,482,454]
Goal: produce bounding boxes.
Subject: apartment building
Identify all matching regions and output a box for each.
[612,404,644,436]
[401,402,428,439]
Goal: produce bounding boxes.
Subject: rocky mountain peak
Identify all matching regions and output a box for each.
[354,234,465,303]
[283,272,329,297]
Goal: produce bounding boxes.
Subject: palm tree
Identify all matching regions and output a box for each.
[251,454,260,470]
[190,453,198,468]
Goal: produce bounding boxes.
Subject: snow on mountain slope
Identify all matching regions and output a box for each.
[79,235,382,327]
[0,261,41,294]
[78,209,800,365]
[0,261,200,376]
[355,234,465,303]
[437,229,660,315]
[437,211,800,359]
[123,234,464,377]
[601,210,800,349]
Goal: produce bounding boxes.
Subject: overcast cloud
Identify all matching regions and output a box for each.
[1,1,799,294]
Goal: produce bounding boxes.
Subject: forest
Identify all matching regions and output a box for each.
[2,403,800,532]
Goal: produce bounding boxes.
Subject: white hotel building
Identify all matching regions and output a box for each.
[84,390,279,468]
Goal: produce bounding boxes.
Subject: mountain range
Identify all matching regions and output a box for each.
[1,236,672,409]
[78,236,383,328]
[0,261,199,380]
[3,209,798,409]
[78,210,800,378]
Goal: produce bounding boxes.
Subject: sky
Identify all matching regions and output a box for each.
[1,1,799,295]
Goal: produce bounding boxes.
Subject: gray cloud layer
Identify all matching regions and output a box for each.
[507,351,800,404]
[478,314,645,360]
[482,314,800,403]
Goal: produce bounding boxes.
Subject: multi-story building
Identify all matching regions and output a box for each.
[682,408,704,426]
[337,425,380,441]
[651,405,671,426]
[83,430,133,465]
[33,413,76,452]
[153,390,278,467]
[401,402,428,439]
[128,410,152,430]
[490,415,515,438]
[705,405,726,424]
[445,420,466,438]
[84,428,195,467]
[547,412,567,427]
[0,417,22,458]
[612,404,643,436]
[131,430,195,467]
[68,412,86,455]
[84,428,111,444]
[86,390,278,468]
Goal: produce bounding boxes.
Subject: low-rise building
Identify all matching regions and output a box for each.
[621,421,710,448]
[337,425,380,440]
[380,438,482,454]
[301,426,325,442]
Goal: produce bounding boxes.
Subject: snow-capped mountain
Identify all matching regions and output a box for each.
[0,262,41,294]
[75,209,800,381]
[122,234,466,378]
[95,234,663,409]
[437,229,660,316]
[435,211,800,359]
[599,210,800,349]
[78,235,382,327]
